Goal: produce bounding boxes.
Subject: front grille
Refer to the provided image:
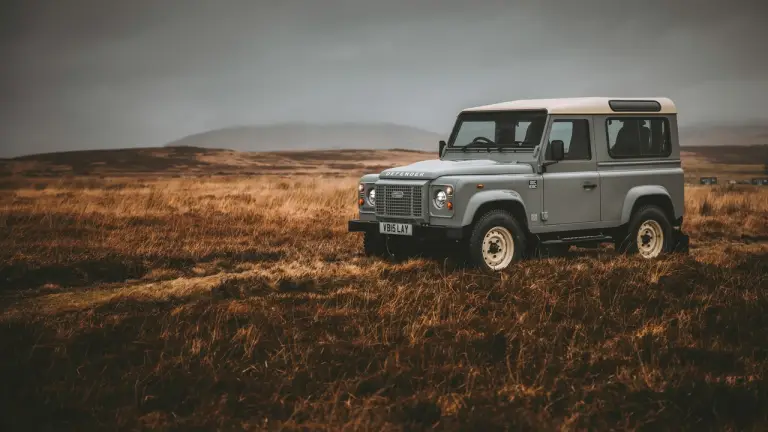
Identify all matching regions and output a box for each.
[375,184,423,218]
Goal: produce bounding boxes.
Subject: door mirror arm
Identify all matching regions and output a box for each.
[541,160,558,173]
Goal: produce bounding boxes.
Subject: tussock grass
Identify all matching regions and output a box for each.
[1,171,768,430]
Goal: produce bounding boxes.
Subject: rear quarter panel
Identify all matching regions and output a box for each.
[593,114,685,224]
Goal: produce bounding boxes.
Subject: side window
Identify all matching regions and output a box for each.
[547,119,591,160]
[607,117,671,158]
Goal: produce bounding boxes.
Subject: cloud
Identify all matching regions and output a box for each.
[1,0,767,156]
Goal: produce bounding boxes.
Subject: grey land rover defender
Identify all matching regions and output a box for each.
[348,97,690,271]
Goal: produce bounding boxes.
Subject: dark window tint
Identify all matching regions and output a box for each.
[546,119,591,160]
[606,117,671,158]
[608,100,661,112]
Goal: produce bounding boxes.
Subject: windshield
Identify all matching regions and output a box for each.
[447,110,547,151]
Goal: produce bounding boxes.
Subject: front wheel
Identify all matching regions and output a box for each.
[620,205,673,259]
[468,210,527,271]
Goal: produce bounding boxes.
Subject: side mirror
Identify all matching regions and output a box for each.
[550,140,565,161]
[438,140,447,157]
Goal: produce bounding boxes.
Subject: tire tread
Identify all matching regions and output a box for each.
[622,204,672,257]
[468,210,527,271]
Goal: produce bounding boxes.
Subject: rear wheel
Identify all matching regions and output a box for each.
[468,210,527,271]
[620,205,673,258]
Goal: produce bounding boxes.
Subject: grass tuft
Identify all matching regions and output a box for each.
[1,150,768,430]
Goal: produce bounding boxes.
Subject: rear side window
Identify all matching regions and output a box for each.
[606,117,671,158]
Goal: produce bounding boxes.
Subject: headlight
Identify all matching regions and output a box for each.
[434,190,447,209]
[367,188,376,206]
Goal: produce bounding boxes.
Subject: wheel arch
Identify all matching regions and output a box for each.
[620,186,675,225]
[462,190,530,232]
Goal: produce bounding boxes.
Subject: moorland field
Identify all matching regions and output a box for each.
[1,146,768,430]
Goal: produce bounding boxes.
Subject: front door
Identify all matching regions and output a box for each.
[541,116,601,226]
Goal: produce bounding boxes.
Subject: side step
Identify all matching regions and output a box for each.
[540,235,613,246]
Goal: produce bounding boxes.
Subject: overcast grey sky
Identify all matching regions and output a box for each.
[2,0,767,156]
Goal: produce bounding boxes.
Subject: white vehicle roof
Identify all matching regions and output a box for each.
[463,97,676,115]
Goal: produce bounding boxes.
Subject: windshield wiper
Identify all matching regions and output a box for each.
[458,139,537,152]
[462,145,493,152]
[461,139,496,152]
[509,140,536,147]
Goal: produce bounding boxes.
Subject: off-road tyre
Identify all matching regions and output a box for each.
[617,205,673,258]
[468,210,527,271]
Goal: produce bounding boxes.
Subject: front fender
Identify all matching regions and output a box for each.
[620,185,671,224]
[360,173,380,183]
[460,189,527,226]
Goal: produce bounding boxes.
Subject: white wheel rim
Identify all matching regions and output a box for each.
[482,226,515,270]
[636,220,664,258]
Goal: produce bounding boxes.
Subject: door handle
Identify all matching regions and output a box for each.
[582,182,597,190]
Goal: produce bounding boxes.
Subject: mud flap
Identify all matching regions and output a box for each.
[672,229,690,253]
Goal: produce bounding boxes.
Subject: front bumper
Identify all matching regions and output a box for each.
[348,220,464,240]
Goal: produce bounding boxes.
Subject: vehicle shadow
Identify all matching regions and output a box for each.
[0,249,286,295]
[379,241,621,269]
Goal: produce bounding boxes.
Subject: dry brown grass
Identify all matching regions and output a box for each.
[1,149,768,430]
[0,147,432,179]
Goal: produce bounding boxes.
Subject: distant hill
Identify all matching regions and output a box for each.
[164,121,768,152]
[681,145,767,167]
[164,122,445,152]
[0,146,433,178]
[680,122,768,147]
[3,144,764,182]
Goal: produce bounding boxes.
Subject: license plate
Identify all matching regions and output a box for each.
[379,222,413,236]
